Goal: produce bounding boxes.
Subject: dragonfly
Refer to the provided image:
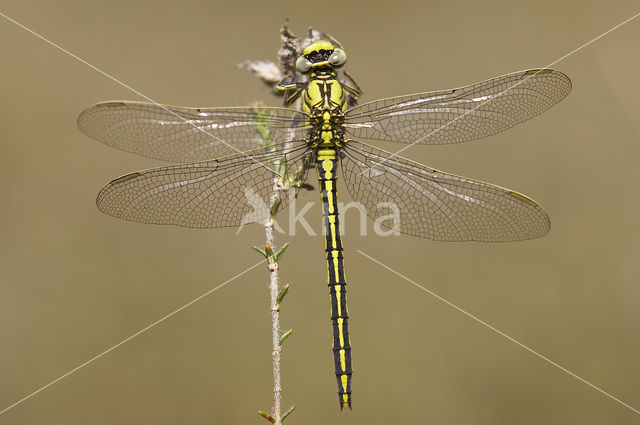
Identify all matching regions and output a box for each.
[78,40,571,410]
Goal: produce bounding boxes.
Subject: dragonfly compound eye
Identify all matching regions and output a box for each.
[296,56,313,73]
[329,49,347,66]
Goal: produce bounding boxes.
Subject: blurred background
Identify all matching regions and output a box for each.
[1,1,639,424]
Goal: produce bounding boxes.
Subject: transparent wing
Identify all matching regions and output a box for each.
[340,141,550,241]
[96,144,312,228]
[344,69,571,145]
[78,101,309,162]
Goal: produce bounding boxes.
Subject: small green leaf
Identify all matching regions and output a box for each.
[282,405,296,422]
[253,105,274,144]
[270,199,282,217]
[274,242,289,261]
[279,328,293,345]
[265,245,275,257]
[257,410,275,423]
[257,126,272,143]
[298,183,315,191]
[276,284,290,304]
[265,245,276,267]
[252,246,268,258]
[278,157,289,176]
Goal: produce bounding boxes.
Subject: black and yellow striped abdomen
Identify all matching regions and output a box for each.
[316,148,352,410]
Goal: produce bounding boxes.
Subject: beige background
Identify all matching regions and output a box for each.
[1,1,639,424]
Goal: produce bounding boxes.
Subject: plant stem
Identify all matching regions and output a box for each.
[266,186,283,425]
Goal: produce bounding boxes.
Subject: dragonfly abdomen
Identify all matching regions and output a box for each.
[316,148,352,410]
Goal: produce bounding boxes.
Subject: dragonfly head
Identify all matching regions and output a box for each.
[296,40,347,73]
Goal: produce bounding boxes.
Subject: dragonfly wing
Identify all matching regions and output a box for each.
[344,69,570,144]
[78,101,308,162]
[96,144,311,228]
[340,141,550,241]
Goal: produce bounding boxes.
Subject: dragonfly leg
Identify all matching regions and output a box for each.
[276,76,306,106]
[341,70,363,97]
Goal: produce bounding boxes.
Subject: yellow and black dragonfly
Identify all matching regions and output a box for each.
[78,40,571,410]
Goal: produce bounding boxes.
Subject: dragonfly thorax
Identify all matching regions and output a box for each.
[303,73,348,149]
